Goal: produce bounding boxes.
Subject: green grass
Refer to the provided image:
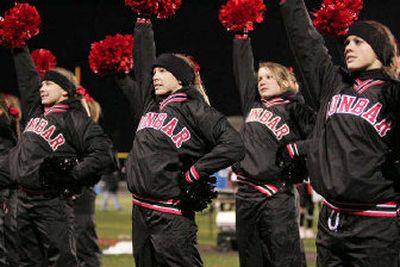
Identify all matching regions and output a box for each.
[102,253,240,267]
[95,189,317,266]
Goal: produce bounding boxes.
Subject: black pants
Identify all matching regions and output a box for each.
[132,205,203,267]
[297,184,314,228]
[17,190,78,267]
[236,185,305,267]
[0,197,6,267]
[317,205,400,267]
[4,189,20,267]
[73,188,101,267]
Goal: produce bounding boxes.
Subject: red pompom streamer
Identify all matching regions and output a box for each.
[219,0,266,32]
[312,0,363,36]
[0,3,41,48]
[31,49,57,79]
[88,34,134,76]
[125,0,182,19]
[185,55,200,73]
[8,106,20,119]
[76,86,94,103]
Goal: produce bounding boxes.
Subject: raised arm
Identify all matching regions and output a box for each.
[233,35,258,114]
[279,0,343,109]
[114,74,143,122]
[114,18,156,121]
[133,18,156,105]
[114,19,156,121]
[12,46,41,122]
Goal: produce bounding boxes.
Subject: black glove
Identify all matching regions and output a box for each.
[179,171,218,212]
[39,157,79,189]
[276,143,308,184]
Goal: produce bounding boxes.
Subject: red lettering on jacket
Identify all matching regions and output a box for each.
[274,125,289,140]
[24,117,66,151]
[139,112,158,129]
[327,95,340,118]
[337,95,356,113]
[161,118,178,137]
[266,117,281,130]
[172,127,191,148]
[246,108,263,122]
[49,134,65,151]
[34,119,48,133]
[350,99,369,115]
[41,125,56,141]
[375,118,392,137]
[246,108,290,140]
[151,113,167,129]
[361,103,382,125]
[138,112,193,148]
[326,94,391,137]
[25,118,40,132]
[259,110,273,123]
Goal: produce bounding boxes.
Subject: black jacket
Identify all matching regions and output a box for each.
[280,0,400,205]
[116,21,245,200]
[9,46,114,191]
[0,114,17,187]
[232,36,315,183]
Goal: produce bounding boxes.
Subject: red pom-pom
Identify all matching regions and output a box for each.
[0,3,41,48]
[88,34,134,76]
[219,0,266,32]
[312,0,363,36]
[125,0,182,19]
[31,49,57,79]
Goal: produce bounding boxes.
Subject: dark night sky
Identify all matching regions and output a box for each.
[0,0,399,151]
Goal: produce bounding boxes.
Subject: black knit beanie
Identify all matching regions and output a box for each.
[43,70,76,97]
[153,54,195,86]
[347,21,394,66]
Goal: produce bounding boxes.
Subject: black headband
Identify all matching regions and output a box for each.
[153,54,195,86]
[347,22,394,66]
[43,70,76,96]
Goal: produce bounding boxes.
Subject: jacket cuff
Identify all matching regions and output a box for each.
[234,32,249,39]
[136,17,151,24]
[184,165,201,184]
[287,140,309,158]
[286,143,299,159]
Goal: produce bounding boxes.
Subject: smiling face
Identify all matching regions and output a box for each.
[152,67,182,95]
[257,67,285,99]
[39,80,68,106]
[344,35,383,72]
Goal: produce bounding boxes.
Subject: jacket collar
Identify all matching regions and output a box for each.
[352,69,389,81]
[261,97,291,108]
[43,98,85,116]
[156,86,205,110]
